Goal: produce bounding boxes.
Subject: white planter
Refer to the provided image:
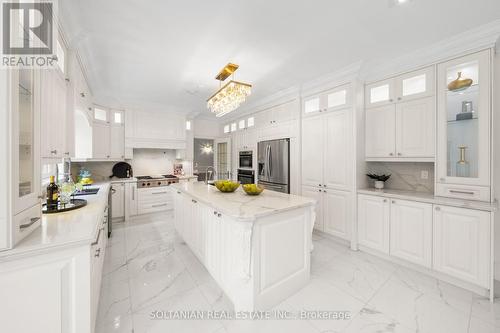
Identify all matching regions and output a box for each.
[374,181,385,189]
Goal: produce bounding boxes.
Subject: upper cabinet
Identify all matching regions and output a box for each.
[365,67,435,161]
[365,67,435,108]
[436,49,491,201]
[91,108,125,160]
[303,84,351,116]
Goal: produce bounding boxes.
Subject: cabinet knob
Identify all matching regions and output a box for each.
[94,248,101,257]
[383,199,387,203]
[435,206,441,211]
[213,211,217,215]
[50,149,57,154]
[397,97,402,101]
[439,178,445,182]
[217,213,222,217]
[192,199,197,203]
[318,189,321,192]
[389,153,394,156]
[389,99,393,102]
[392,200,395,204]
[318,184,322,187]
[397,153,402,156]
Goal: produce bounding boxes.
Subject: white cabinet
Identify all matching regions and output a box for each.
[365,67,434,108]
[395,97,435,158]
[40,69,68,159]
[91,108,125,160]
[111,183,125,220]
[137,187,173,215]
[323,189,351,239]
[302,110,352,191]
[126,182,138,217]
[365,105,396,158]
[303,84,351,116]
[433,205,490,288]
[390,199,432,268]
[365,67,435,161]
[1,67,42,251]
[357,194,390,254]
[436,50,491,201]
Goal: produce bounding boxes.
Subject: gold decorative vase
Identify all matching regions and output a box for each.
[447,72,473,91]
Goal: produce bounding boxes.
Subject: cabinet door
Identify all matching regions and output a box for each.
[111,183,125,219]
[390,199,432,268]
[92,121,110,159]
[324,109,351,190]
[127,183,138,217]
[110,124,124,159]
[395,66,435,102]
[395,97,435,158]
[323,189,351,240]
[357,195,390,254]
[301,186,323,231]
[303,95,322,115]
[301,116,324,187]
[52,72,67,158]
[173,190,184,237]
[365,78,395,108]
[436,50,490,189]
[365,105,396,158]
[433,205,490,287]
[12,68,41,215]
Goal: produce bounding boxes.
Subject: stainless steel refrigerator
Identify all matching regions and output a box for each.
[257,138,290,193]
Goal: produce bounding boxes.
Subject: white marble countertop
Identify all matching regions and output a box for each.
[109,177,137,183]
[0,183,110,261]
[176,175,198,180]
[358,188,497,212]
[171,182,316,221]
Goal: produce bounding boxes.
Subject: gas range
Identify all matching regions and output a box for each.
[136,175,179,188]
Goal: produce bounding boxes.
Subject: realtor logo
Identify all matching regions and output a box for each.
[1,1,57,68]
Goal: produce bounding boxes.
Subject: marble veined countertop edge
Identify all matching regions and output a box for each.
[171,182,316,221]
[357,188,497,212]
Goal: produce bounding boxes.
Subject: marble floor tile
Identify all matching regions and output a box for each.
[96,213,499,333]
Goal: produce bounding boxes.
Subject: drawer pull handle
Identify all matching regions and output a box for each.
[449,190,475,195]
[435,206,441,211]
[177,191,181,194]
[152,203,168,208]
[20,217,40,229]
[95,248,101,257]
[192,199,197,203]
[91,227,103,245]
[152,191,168,195]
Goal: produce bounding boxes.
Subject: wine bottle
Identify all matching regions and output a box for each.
[46,175,59,210]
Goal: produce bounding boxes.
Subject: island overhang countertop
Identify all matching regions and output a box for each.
[170,182,316,221]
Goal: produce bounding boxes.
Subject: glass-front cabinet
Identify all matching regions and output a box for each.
[13,69,41,215]
[436,49,491,201]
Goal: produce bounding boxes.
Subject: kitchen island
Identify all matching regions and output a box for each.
[171,182,316,311]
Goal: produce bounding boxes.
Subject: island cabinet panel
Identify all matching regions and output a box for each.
[172,183,314,311]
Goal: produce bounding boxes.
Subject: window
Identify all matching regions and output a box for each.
[94,108,107,122]
[186,120,191,130]
[327,90,347,108]
[231,123,237,132]
[247,117,255,127]
[239,119,245,129]
[223,125,230,134]
[56,39,66,74]
[370,84,390,103]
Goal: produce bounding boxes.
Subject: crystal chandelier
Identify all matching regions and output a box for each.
[207,63,252,117]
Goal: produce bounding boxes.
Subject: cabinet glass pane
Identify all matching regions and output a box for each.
[304,97,320,113]
[113,112,122,124]
[94,108,107,121]
[370,84,390,103]
[223,125,230,133]
[445,60,479,178]
[18,69,34,197]
[247,117,255,127]
[402,74,426,96]
[239,119,245,129]
[231,123,237,132]
[327,90,347,108]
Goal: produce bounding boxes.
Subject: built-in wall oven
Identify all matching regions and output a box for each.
[237,169,255,184]
[239,150,253,169]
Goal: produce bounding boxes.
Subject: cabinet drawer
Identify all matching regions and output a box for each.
[137,189,172,202]
[13,204,42,245]
[138,201,173,215]
[436,183,490,202]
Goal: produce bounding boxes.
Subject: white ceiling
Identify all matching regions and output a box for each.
[60,0,500,117]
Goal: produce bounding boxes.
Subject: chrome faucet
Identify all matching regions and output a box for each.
[205,166,216,185]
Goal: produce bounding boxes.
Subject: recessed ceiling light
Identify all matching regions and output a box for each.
[389,0,412,6]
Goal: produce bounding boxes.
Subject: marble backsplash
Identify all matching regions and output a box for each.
[71,149,179,181]
[365,162,435,193]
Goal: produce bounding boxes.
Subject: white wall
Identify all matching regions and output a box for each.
[193,118,219,139]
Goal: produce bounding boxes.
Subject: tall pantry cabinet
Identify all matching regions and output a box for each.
[301,84,354,241]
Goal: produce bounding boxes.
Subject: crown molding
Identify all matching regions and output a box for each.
[300,61,363,97]
[362,19,500,82]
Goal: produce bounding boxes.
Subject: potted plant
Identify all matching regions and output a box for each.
[366,173,391,189]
